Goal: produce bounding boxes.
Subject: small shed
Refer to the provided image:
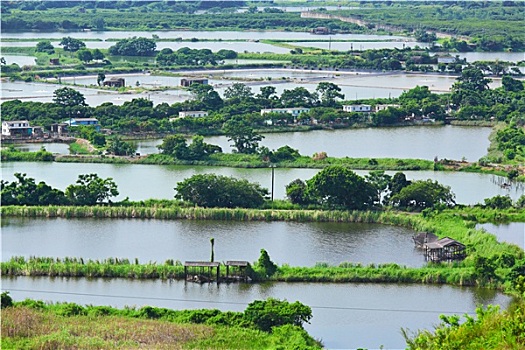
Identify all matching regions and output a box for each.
[103,77,125,88]
[49,58,60,65]
[184,261,220,283]
[180,78,208,87]
[225,261,251,282]
[412,232,438,248]
[424,237,466,262]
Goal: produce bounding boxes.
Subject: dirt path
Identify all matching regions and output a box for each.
[74,138,96,152]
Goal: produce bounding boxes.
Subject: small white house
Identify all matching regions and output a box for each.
[343,105,371,113]
[178,111,208,118]
[260,107,310,117]
[2,120,32,136]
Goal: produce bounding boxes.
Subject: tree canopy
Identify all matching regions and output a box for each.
[306,166,377,209]
[175,174,268,208]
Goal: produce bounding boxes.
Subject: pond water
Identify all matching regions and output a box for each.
[1,31,407,41]
[477,223,525,249]
[1,70,505,106]
[1,218,425,267]
[1,277,514,349]
[439,52,525,63]
[9,142,70,154]
[1,54,36,66]
[2,161,522,204]
[204,125,492,161]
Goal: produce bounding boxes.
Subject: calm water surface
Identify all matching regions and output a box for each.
[2,161,523,204]
[477,223,525,249]
[0,277,514,349]
[1,218,425,267]
[1,31,406,41]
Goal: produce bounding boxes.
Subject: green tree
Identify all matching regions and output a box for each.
[257,86,277,100]
[77,49,93,63]
[188,84,223,110]
[92,49,105,60]
[59,37,86,52]
[389,180,455,210]
[223,117,264,154]
[316,82,344,107]
[157,134,189,159]
[97,72,106,86]
[175,174,267,208]
[35,40,54,54]
[224,82,254,100]
[65,174,119,205]
[502,75,524,92]
[53,87,86,107]
[483,195,513,209]
[106,136,137,156]
[280,87,318,107]
[108,37,156,56]
[257,249,277,277]
[306,166,377,209]
[244,298,313,332]
[1,173,67,206]
[1,292,13,309]
[285,179,309,205]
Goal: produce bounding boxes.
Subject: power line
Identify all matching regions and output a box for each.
[3,288,475,315]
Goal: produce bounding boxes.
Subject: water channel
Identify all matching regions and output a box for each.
[1,277,514,349]
[2,161,523,204]
[477,222,525,250]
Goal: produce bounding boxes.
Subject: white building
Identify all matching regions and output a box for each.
[374,104,400,112]
[178,111,208,118]
[260,107,310,117]
[2,120,32,136]
[343,105,371,113]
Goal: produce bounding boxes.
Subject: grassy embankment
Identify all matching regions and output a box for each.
[1,299,320,349]
[2,206,523,290]
[5,147,519,178]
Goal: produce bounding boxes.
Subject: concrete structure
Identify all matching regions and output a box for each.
[180,78,208,87]
[103,77,125,88]
[260,107,310,117]
[343,104,371,113]
[2,120,32,137]
[178,111,209,118]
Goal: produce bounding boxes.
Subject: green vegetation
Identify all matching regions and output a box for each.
[175,173,268,208]
[405,297,525,349]
[0,295,320,349]
[1,4,363,33]
[1,173,118,206]
[0,146,54,162]
[336,2,525,51]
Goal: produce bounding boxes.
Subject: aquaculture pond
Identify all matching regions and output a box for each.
[1,277,514,349]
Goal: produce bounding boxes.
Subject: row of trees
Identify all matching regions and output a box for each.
[156,47,237,66]
[174,166,456,211]
[1,173,119,206]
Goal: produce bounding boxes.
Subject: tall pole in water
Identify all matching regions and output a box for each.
[271,165,275,202]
